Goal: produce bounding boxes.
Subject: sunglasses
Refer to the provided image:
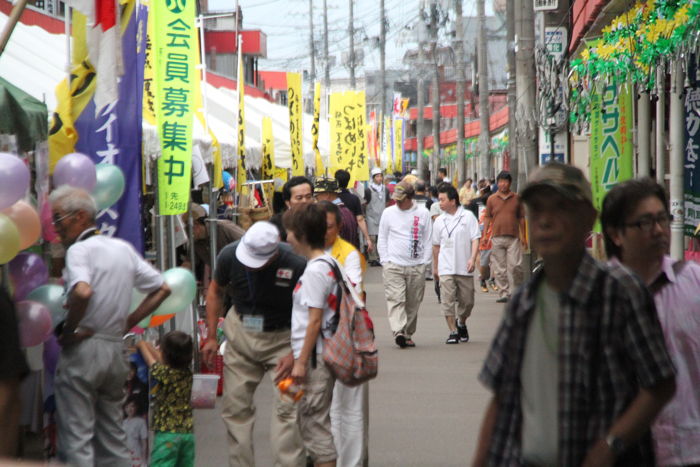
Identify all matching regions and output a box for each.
[52,211,76,225]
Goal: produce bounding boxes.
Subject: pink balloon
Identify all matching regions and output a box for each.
[16,300,53,347]
[39,195,59,243]
[2,200,41,249]
[53,153,96,191]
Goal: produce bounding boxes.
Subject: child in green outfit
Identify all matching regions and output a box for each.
[137,331,194,467]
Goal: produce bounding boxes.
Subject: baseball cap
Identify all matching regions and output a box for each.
[371,167,382,177]
[392,180,415,201]
[521,162,593,206]
[313,177,340,193]
[235,221,281,268]
[183,203,207,224]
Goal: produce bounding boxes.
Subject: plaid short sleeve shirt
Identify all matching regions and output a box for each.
[479,253,675,466]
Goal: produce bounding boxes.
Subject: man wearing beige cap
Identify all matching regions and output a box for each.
[203,221,307,466]
[377,180,433,348]
[473,163,676,467]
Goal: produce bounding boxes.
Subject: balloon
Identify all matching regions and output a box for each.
[129,288,146,313]
[2,200,41,249]
[16,300,53,347]
[138,313,175,328]
[9,253,49,301]
[27,284,66,326]
[92,164,126,210]
[154,268,196,316]
[0,213,20,264]
[43,334,60,375]
[39,196,59,243]
[0,153,30,210]
[222,171,233,192]
[53,153,97,191]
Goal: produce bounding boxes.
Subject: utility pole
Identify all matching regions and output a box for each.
[379,0,387,116]
[477,0,491,179]
[323,0,330,87]
[656,67,666,185]
[669,60,685,260]
[349,0,356,88]
[416,1,426,180]
[506,0,517,187]
[430,1,440,186]
[308,0,315,82]
[454,0,466,186]
[514,0,536,188]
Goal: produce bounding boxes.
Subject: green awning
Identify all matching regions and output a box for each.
[0,77,48,152]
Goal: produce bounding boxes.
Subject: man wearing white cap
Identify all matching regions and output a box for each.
[203,221,307,466]
[366,167,388,266]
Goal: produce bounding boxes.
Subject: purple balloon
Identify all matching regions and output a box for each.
[53,153,97,191]
[43,334,60,375]
[0,153,30,210]
[17,300,52,347]
[9,252,49,301]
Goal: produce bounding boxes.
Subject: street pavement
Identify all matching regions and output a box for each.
[194,266,507,466]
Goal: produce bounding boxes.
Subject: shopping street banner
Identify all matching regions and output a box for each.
[685,87,700,236]
[261,116,275,205]
[313,82,324,176]
[383,115,393,172]
[72,0,147,250]
[352,91,369,183]
[589,83,634,231]
[236,47,247,192]
[394,118,403,174]
[152,0,197,214]
[287,72,303,176]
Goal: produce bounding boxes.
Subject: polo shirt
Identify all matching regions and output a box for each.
[214,242,306,331]
[432,207,481,276]
[485,191,524,238]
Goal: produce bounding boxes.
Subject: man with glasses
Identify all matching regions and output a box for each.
[474,164,676,467]
[602,178,700,466]
[50,186,171,466]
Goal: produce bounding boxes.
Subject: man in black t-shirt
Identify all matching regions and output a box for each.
[202,221,306,466]
[335,169,374,253]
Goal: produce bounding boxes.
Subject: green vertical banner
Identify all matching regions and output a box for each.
[589,83,634,231]
[152,0,197,214]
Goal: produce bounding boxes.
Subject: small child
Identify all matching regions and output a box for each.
[136,331,194,467]
[122,398,148,466]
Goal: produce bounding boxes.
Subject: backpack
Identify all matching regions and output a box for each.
[320,259,378,386]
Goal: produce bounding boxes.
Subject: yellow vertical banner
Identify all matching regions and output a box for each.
[384,116,393,172]
[329,92,345,172]
[261,116,275,205]
[287,72,303,175]
[152,0,197,214]
[352,91,368,182]
[237,47,247,192]
[313,82,324,176]
[394,118,403,174]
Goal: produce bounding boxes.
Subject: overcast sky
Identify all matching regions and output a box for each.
[206,0,495,78]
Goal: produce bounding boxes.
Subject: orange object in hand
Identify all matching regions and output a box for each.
[277,377,304,401]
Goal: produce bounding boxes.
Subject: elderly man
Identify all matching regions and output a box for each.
[602,178,700,466]
[202,221,307,466]
[50,186,170,467]
[473,163,676,467]
[378,180,433,348]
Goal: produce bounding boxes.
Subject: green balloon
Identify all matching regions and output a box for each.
[27,284,66,325]
[130,288,147,313]
[138,315,152,328]
[92,163,125,210]
[0,213,20,264]
[154,268,196,316]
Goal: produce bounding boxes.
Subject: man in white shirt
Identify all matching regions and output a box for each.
[50,186,170,467]
[432,184,480,344]
[377,181,433,348]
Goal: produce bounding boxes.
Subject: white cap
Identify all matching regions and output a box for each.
[371,167,382,177]
[443,177,451,183]
[235,221,280,268]
[410,169,418,175]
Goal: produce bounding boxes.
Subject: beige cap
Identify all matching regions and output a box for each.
[392,180,415,201]
[521,162,593,205]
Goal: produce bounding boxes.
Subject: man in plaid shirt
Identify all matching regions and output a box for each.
[473,163,676,467]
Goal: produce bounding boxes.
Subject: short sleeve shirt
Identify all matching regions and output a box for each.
[291,255,339,359]
[485,191,524,238]
[432,207,481,276]
[339,190,362,217]
[214,242,306,330]
[151,362,193,433]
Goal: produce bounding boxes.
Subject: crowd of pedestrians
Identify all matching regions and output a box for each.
[3,160,699,467]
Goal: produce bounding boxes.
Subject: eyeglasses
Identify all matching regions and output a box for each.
[52,211,76,226]
[625,213,672,233]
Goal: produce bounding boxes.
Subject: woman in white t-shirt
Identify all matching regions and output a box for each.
[283,203,340,467]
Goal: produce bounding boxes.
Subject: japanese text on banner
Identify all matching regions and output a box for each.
[394,118,403,174]
[352,91,369,182]
[313,82,324,176]
[287,72,303,176]
[336,93,358,184]
[237,46,247,192]
[153,0,197,215]
[329,92,345,172]
[685,88,700,235]
[261,116,275,204]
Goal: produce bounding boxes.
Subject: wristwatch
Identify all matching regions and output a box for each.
[605,434,625,457]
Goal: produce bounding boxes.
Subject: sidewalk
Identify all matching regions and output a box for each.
[194,266,506,466]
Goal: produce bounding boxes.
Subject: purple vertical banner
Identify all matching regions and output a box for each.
[73,3,147,252]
